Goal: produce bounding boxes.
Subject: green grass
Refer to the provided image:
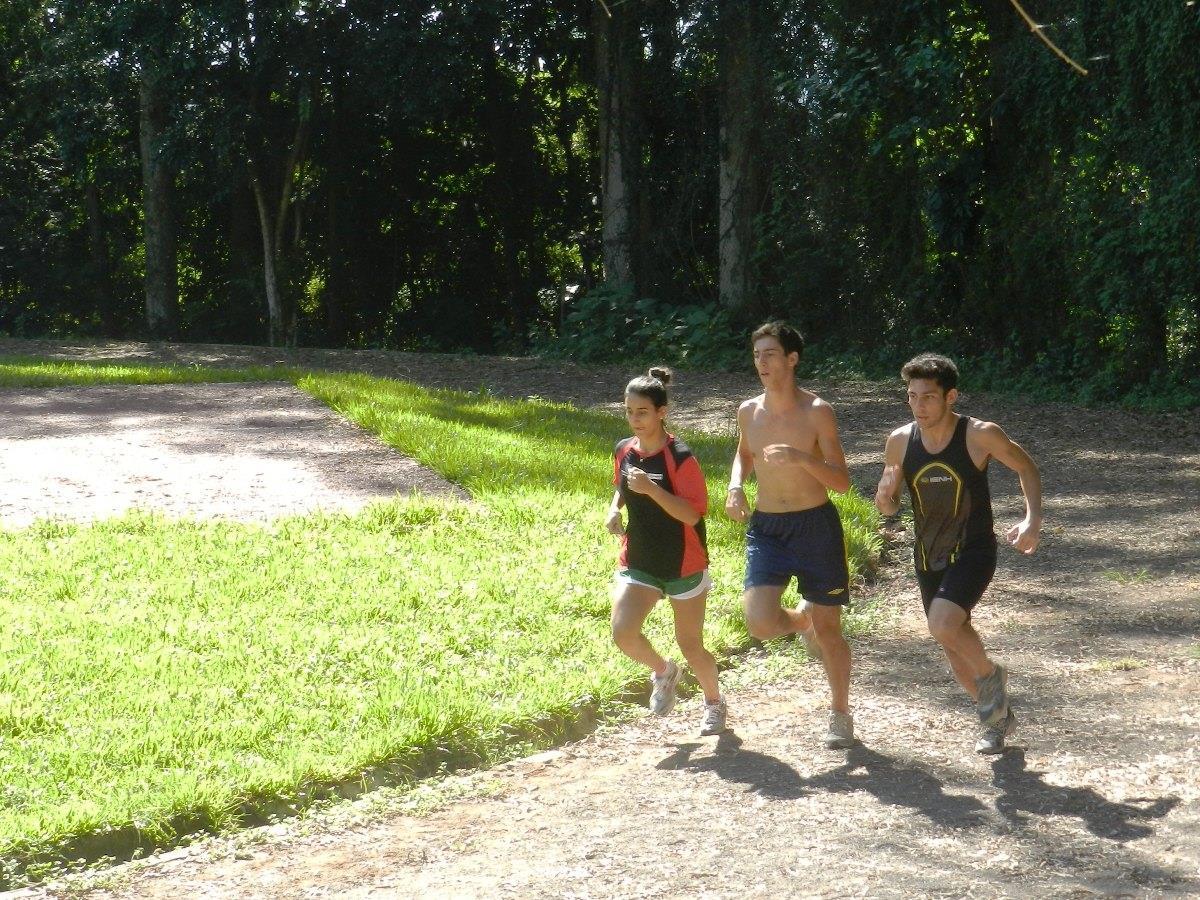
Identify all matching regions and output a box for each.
[1101,568,1152,585]
[0,355,295,388]
[1091,656,1145,672]
[0,359,881,882]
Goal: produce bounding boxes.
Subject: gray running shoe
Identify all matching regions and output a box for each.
[798,600,822,662]
[975,708,1017,755]
[975,663,1009,726]
[699,697,727,736]
[649,659,681,715]
[824,710,855,749]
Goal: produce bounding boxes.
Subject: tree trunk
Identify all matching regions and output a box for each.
[637,0,680,303]
[977,0,1032,347]
[551,52,599,293]
[83,179,117,336]
[718,0,768,316]
[479,40,543,346]
[138,67,178,339]
[323,79,349,347]
[593,1,639,291]
[228,179,262,341]
[250,174,290,347]
[324,176,348,347]
[249,116,309,348]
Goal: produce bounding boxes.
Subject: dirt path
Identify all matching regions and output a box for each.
[3,338,1199,898]
[0,382,463,526]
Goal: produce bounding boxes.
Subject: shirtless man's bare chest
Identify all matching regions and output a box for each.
[730,388,850,515]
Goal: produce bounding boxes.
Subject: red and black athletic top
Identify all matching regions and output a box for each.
[613,434,709,580]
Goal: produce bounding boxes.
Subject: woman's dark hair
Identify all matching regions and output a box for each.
[901,353,959,392]
[625,366,672,408]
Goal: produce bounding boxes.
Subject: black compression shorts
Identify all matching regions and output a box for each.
[915,538,997,615]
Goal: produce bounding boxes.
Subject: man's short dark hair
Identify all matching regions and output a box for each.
[901,353,959,392]
[751,321,804,359]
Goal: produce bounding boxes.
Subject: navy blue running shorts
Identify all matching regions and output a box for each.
[915,537,997,615]
[744,502,850,606]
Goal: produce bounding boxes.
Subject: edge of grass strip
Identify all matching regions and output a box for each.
[0,354,300,389]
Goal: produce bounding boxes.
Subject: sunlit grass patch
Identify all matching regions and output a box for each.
[1101,568,1151,585]
[0,501,634,869]
[0,359,883,881]
[299,372,882,582]
[1090,656,1146,672]
[0,355,295,388]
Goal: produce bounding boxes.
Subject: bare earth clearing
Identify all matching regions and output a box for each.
[0,382,463,527]
[2,338,1198,899]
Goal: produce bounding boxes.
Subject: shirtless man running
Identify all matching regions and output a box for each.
[875,353,1042,754]
[726,322,855,749]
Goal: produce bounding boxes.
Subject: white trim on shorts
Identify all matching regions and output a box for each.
[614,569,712,601]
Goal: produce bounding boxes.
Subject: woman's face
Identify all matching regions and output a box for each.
[624,392,667,437]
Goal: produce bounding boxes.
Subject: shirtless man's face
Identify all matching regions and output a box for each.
[906,378,958,428]
[752,336,798,388]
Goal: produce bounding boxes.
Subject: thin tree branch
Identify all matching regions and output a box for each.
[1008,0,1089,76]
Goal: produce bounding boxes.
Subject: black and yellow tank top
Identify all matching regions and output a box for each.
[902,415,994,572]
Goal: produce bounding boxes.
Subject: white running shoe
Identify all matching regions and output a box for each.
[649,659,681,715]
[699,697,727,736]
[825,710,855,749]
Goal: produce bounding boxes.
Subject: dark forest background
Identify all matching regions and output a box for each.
[2,2,1198,402]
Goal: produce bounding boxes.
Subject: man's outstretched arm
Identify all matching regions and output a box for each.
[977,421,1043,554]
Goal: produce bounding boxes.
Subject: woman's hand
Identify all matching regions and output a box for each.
[626,466,658,496]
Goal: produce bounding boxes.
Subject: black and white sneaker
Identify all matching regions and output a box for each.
[975,663,1009,727]
[975,708,1017,755]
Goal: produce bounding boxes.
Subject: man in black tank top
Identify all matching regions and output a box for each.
[875,353,1043,755]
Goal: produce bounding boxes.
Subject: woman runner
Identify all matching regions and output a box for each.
[606,367,726,736]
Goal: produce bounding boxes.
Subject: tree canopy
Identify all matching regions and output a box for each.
[1,1,1197,399]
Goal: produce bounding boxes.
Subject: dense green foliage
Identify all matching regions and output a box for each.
[536,285,744,370]
[0,358,881,882]
[2,2,1196,400]
[777,1,1200,402]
